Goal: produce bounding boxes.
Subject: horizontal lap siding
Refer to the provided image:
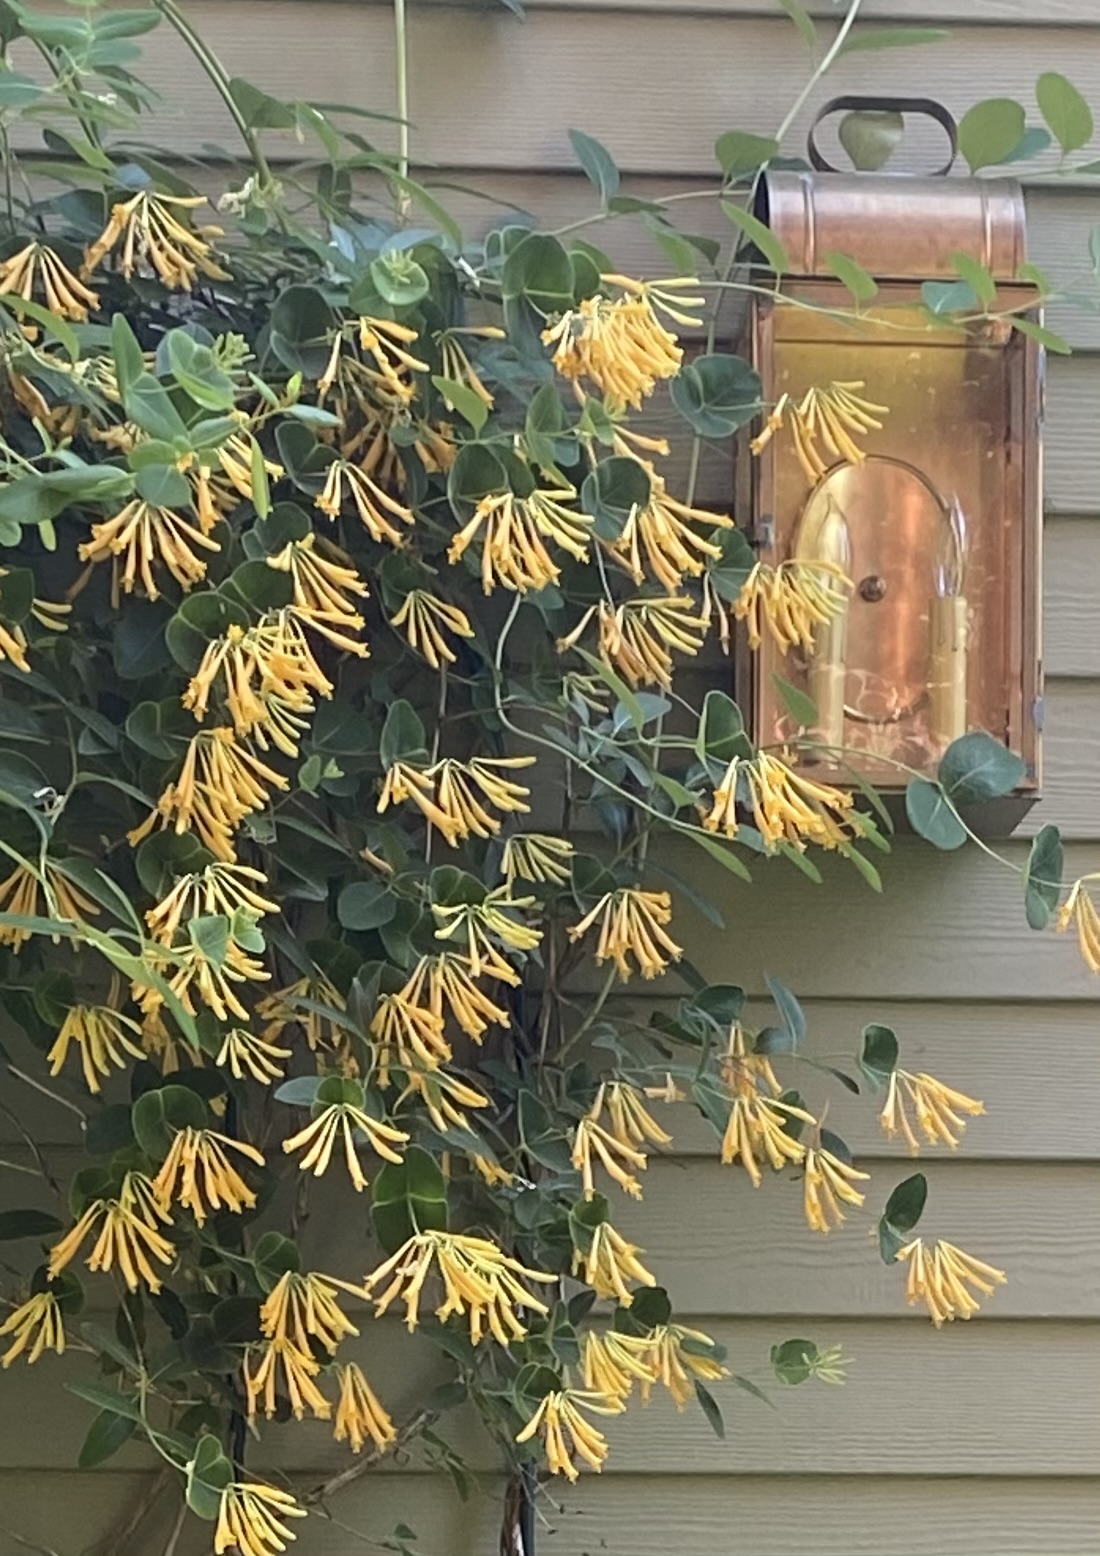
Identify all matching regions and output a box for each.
[8,5,1098,1555]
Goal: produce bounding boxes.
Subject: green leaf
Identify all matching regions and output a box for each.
[124,373,189,443]
[1036,72,1094,155]
[186,1433,234,1521]
[714,130,779,179]
[134,463,191,509]
[447,442,509,519]
[0,1208,62,1239]
[1010,316,1072,355]
[694,1379,725,1439]
[370,254,430,307]
[670,353,762,438]
[432,374,488,433]
[770,673,817,728]
[111,313,145,398]
[78,1408,137,1469]
[1024,823,1063,931]
[770,1337,818,1385]
[823,250,879,303]
[371,1146,448,1254]
[379,699,426,767]
[921,278,979,317]
[697,689,750,765]
[938,731,1025,805]
[165,330,236,411]
[838,26,949,54]
[337,879,396,932]
[721,201,789,275]
[859,1023,898,1088]
[1000,127,1054,165]
[66,1383,144,1424]
[270,285,336,377]
[573,646,645,735]
[0,70,40,107]
[837,110,903,173]
[226,77,296,130]
[518,1089,573,1172]
[501,233,575,309]
[568,128,620,202]
[131,1084,206,1161]
[776,0,815,45]
[950,252,997,308]
[580,456,651,540]
[879,1172,927,1262]
[764,971,805,1046]
[844,847,883,894]
[690,984,745,1027]
[904,778,966,851]
[959,98,1027,172]
[688,827,752,883]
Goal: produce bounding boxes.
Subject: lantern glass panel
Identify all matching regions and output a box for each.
[751,283,1040,789]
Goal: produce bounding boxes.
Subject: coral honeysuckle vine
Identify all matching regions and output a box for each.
[0,2,1094,1553]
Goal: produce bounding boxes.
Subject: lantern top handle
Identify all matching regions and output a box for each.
[808,95,959,177]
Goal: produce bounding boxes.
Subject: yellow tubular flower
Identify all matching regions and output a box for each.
[245,1336,332,1421]
[734,559,853,654]
[567,888,681,982]
[1057,875,1100,973]
[260,1270,359,1354]
[802,1146,870,1233]
[542,276,702,412]
[371,989,452,1080]
[0,1290,66,1367]
[436,326,504,408]
[152,1127,265,1224]
[147,939,271,1025]
[719,1022,781,1100]
[266,533,369,656]
[316,458,414,546]
[145,861,279,946]
[720,1095,814,1186]
[879,1069,986,1155]
[705,752,858,852]
[0,859,100,950]
[0,241,100,321]
[377,760,461,843]
[79,500,220,598]
[501,832,574,888]
[389,589,474,668]
[46,1004,145,1093]
[432,889,542,976]
[572,1221,656,1304]
[427,756,535,843]
[214,1481,307,1556]
[333,1362,397,1454]
[896,1237,1007,1327]
[581,1329,658,1399]
[400,952,510,1043]
[515,1388,624,1481]
[215,434,282,503]
[0,615,30,672]
[363,1229,554,1343]
[47,1173,174,1292]
[640,1323,729,1408]
[448,489,592,595]
[401,1067,491,1136]
[282,1101,409,1191]
[359,315,430,381]
[257,972,346,1052]
[597,596,707,688]
[216,1027,292,1084]
[751,381,889,484]
[128,727,290,863]
[83,191,230,289]
[611,475,730,593]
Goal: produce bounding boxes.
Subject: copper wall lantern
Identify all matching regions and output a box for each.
[740,98,1043,809]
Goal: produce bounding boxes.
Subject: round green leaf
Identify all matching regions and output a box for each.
[371,1146,448,1254]
[904,778,967,850]
[1024,823,1063,931]
[0,1208,63,1240]
[670,353,762,438]
[937,731,1026,805]
[580,457,651,541]
[837,110,903,172]
[131,1084,208,1161]
[501,233,575,309]
[370,254,430,307]
[1036,71,1093,155]
[337,879,397,932]
[958,98,1026,172]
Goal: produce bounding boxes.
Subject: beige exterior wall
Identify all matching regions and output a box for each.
[3,2,1099,1552]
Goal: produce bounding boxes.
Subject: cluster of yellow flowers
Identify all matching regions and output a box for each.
[704,751,860,852]
[750,381,888,484]
[897,1238,1007,1326]
[571,1080,676,1200]
[567,887,682,980]
[378,754,535,845]
[542,275,702,412]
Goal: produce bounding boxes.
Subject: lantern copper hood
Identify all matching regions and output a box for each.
[738,96,1043,821]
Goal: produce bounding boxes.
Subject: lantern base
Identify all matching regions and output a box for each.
[876,789,1040,842]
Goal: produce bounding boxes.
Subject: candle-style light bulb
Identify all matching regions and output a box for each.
[929,497,969,750]
[794,495,851,757]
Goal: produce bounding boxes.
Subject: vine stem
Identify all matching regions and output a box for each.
[393,0,412,220]
[684,0,864,507]
[153,0,274,188]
